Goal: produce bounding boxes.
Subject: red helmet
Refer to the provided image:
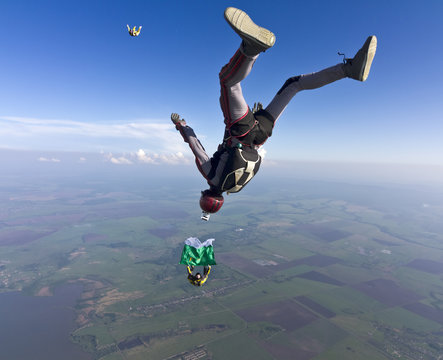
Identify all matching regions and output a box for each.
[200,190,224,213]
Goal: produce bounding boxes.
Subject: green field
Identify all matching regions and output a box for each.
[1,175,443,359]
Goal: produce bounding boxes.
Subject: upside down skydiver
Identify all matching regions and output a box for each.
[171,7,377,221]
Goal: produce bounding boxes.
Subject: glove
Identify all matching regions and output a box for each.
[171,113,181,124]
[171,113,187,128]
[252,102,263,114]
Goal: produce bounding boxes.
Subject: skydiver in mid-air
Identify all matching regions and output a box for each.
[187,265,211,286]
[172,7,377,221]
[127,24,142,37]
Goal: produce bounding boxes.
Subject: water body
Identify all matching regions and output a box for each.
[0,284,93,360]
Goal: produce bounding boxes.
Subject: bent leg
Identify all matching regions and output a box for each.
[265,63,346,122]
[219,46,258,127]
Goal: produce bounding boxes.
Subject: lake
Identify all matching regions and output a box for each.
[0,284,93,360]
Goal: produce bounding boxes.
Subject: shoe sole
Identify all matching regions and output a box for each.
[361,36,377,81]
[224,7,275,50]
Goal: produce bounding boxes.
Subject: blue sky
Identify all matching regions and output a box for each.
[1,0,442,168]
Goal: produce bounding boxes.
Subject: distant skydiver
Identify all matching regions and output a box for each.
[172,7,377,221]
[187,265,211,286]
[180,237,216,286]
[127,24,142,36]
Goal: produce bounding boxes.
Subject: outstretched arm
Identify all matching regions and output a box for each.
[197,266,211,286]
[204,266,211,276]
[171,113,211,180]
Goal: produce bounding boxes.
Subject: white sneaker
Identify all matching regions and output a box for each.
[344,36,377,81]
[224,7,276,55]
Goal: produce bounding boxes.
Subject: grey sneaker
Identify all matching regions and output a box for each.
[344,36,377,81]
[224,7,276,56]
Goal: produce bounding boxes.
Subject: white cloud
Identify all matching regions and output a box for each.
[152,151,188,165]
[105,149,190,165]
[136,149,156,164]
[257,147,281,167]
[37,157,60,162]
[110,156,133,165]
[258,147,267,159]
[0,116,187,154]
[0,116,172,138]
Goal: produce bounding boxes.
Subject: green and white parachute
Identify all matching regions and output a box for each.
[179,237,216,266]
